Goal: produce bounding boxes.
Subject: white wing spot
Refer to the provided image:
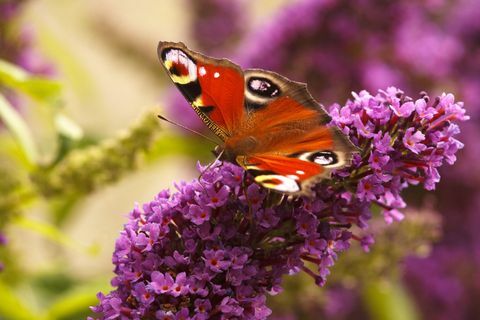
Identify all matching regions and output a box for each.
[296,170,305,175]
[255,175,300,193]
[214,72,220,78]
[199,66,207,76]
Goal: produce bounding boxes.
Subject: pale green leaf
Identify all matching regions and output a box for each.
[44,281,112,320]
[0,281,38,320]
[0,59,61,103]
[12,216,96,254]
[363,278,420,320]
[0,93,38,164]
[55,113,84,140]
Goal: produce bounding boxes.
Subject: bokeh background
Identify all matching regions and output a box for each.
[0,0,479,319]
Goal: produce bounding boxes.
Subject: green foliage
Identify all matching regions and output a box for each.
[30,113,161,198]
[0,59,61,104]
[0,93,39,164]
[0,53,209,320]
[363,280,419,320]
[0,282,37,320]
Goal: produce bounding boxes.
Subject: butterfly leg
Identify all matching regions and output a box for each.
[265,190,285,207]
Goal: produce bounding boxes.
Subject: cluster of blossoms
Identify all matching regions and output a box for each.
[0,0,54,109]
[188,0,246,56]
[91,88,467,319]
[237,0,479,110]
[0,0,53,76]
[230,0,480,317]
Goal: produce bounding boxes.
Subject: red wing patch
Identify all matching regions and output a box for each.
[196,62,245,134]
[158,42,246,139]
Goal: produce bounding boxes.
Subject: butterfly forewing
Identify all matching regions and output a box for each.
[158,41,245,140]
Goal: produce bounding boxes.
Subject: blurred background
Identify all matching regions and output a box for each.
[0,0,479,319]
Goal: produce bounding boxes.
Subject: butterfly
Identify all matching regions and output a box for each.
[158,41,356,196]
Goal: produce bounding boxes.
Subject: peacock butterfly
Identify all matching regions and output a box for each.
[158,41,356,195]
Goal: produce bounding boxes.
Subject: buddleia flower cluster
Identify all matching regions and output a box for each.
[234,0,480,316]
[91,88,467,319]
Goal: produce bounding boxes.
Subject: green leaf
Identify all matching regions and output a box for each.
[0,281,38,320]
[0,93,38,164]
[44,282,111,320]
[363,278,420,320]
[0,59,61,103]
[146,134,213,162]
[12,216,97,254]
[55,113,84,140]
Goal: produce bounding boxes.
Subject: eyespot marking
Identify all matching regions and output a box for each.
[294,150,340,167]
[162,48,198,84]
[247,77,281,98]
[312,151,338,165]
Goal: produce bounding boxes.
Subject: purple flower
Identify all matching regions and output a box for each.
[383,209,405,225]
[91,88,466,319]
[357,175,384,201]
[403,128,427,154]
[360,235,375,253]
[0,1,54,76]
[368,152,391,171]
[188,204,211,225]
[0,0,55,110]
[156,310,175,320]
[132,282,154,306]
[255,208,280,229]
[204,249,230,273]
[194,298,212,314]
[229,0,480,316]
[373,132,394,154]
[391,101,415,117]
[219,297,244,317]
[171,272,189,297]
[149,271,174,294]
[188,0,247,55]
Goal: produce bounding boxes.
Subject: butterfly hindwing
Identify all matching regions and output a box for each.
[158,41,245,140]
[235,69,356,195]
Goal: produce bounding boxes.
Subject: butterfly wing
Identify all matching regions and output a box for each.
[234,69,356,195]
[158,41,245,140]
[158,42,356,195]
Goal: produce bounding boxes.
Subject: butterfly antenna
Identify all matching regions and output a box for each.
[157,114,219,145]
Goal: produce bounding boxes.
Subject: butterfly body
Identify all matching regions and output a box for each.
[158,41,356,195]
